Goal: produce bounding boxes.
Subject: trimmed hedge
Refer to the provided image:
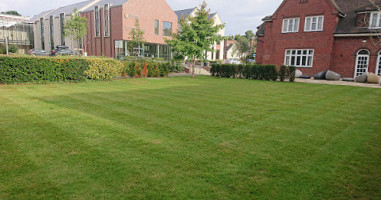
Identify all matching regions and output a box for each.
[211,63,296,82]
[121,60,181,78]
[0,55,124,83]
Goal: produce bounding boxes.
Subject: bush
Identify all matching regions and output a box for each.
[279,65,287,82]
[0,45,18,54]
[287,66,296,82]
[84,58,123,80]
[210,63,292,83]
[0,55,90,83]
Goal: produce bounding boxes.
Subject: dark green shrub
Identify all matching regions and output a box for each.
[287,66,296,82]
[279,65,287,82]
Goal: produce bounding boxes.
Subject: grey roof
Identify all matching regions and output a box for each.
[334,0,381,34]
[256,0,381,36]
[28,0,129,23]
[50,0,92,16]
[175,8,195,21]
[175,8,219,22]
[82,0,129,12]
[28,9,54,23]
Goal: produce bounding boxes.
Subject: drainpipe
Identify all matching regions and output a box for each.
[5,37,9,55]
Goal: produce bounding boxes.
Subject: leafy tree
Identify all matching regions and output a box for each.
[244,30,255,40]
[166,1,224,78]
[129,19,145,57]
[64,9,87,55]
[233,35,250,60]
[1,10,21,16]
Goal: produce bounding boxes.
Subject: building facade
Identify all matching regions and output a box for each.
[29,0,178,59]
[175,8,225,61]
[256,0,381,78]
[0,14,33,53]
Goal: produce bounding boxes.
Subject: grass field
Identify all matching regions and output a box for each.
[0,76,380,199]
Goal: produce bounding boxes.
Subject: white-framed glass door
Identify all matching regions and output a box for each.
[354,50,370,77]
[376,51,381,76]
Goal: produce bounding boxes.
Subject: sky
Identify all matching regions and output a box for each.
[0,0,283,35]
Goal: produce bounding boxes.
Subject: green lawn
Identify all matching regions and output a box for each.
[0,76,380,199]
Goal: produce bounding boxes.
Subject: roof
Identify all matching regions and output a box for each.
[82,0,129,12]
[256,0,381,36]
[174,8,219,22]
[175,8,196,21]
[28,0,129,23]
[334,0,381,34]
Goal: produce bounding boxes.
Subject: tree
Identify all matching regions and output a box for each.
[166,1,224,78]
[1,11,21,16]
[64,9,87,55]
[233,35,250,60]
[129,19,145,57]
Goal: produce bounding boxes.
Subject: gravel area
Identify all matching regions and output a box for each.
[295,78,381,88]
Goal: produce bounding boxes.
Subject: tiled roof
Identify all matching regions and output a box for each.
[334,0,381,34]
[256,0,381,36]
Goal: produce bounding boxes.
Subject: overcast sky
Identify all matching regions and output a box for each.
[0,0,283,35]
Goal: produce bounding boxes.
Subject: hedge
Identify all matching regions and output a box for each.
[0,55,124,84]
[121,60,182,78]
[211,63,296,82]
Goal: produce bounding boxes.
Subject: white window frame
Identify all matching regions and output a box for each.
[369,11,381,28]
[103,4,110,37]
[282,18,300,33]
[376,51,381,76]
[94,6,100,37]
[354,49,370,77]
[304,15,324,32]
[284,49,314,68]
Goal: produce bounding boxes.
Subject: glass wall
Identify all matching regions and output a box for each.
[115,40,172,60]
[0,20,34,46]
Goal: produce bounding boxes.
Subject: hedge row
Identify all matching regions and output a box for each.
[121,60,182,78]
[210,64,296,82]
[0,55,123,84]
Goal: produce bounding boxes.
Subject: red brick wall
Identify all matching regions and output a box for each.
[256,0,340,76]
[122,0,178,44]
[82,0,178,58]
[331,37,381,77]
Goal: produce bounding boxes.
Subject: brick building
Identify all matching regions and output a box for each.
[256,0,381,78]
[29,0,178,59]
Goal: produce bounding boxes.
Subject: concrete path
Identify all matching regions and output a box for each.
[295,78,381,88]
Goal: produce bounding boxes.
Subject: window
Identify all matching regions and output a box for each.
[155,19,159,35]
[305,16,324,32]
[377,51,381,76]
[50,15,54,50]
[284,49,314,67]
[369,11,381,28]
[60,13,65,45]
[94,6,100,37]
[163,21,172,36]
[104,4,110,37]
[355,50,370,77]
[282,18,299,33]
[40,18,45,49]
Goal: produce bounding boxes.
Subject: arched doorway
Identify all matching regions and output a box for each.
[354,49,370,77]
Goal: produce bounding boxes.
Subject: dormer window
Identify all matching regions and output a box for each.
[282,18,300,33]
[369,11,381,28]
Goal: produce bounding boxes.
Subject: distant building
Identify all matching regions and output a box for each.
[0,14,34,53]
[29,0,178,59]
[175,8,225,61]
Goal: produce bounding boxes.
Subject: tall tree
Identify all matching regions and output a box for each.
[129,19,145,57]
[166,1,224,78]
[64,9,87,55]
[1,11,21,16]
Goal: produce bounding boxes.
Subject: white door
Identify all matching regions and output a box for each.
[354,50,370,77]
